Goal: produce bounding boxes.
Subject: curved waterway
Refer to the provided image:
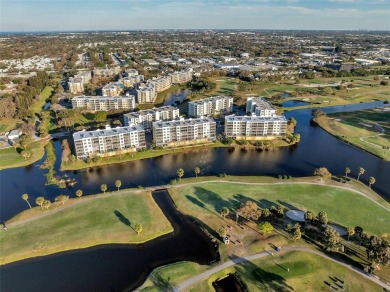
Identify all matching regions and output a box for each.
[1,101,389,222]
[0,190,219,291]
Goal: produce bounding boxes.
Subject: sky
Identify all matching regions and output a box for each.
[1,0,390,32]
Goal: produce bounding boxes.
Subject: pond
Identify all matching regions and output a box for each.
[163,88,191,106]
[281,100,311,107]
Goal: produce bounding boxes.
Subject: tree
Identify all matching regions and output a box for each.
[22,193,31,208]
[323,226,340,250]
[43,200,51,209]
[194,167,200,177]
[304,211,315,223]
[292,133,301,144]
[177,168,184,180]
[347,227,355,241]
[101,184,108,194]
[94,111,107,122]
[135,223,143,235]
[366,236,390,269]
[345,167,351,178]
[357,167,365,180]
[368,177,376,188]
[293,227,302,241]
[75,189,83,198]
[115,180,122,191]
[35,196,45,209]
[237,201,262,221]
[262,208,271,218]
[20,150,31,160]
[55,195,69,205]
[220,207,229,219]
[313,167,332,179]
[317,211,328,225]
[258,221,274,235]
[218,227,227,238]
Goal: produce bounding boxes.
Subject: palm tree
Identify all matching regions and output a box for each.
[135,223,142,235]
[220,207,229,219]
[115,180,122,191]
[347,227,355,241]
[368,177,376,188]
[357,167,365,180]
[101,184,107,194]
[177,168,184,180]
[22,193,31,208]
[194,167,200,177]
[43,200,51,209]
[345,167,351,178]
[35,196,45,209]
[75,189,83,198]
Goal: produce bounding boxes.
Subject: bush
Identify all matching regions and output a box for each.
[278,175,282,179]
[283,175,287,179]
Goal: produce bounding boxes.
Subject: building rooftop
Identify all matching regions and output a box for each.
[72,95,135,101]
[124,106,177,118]
[153,117,215,129]
[73,125,144,140]
[225,114,286,122]
[247,97,275,111]
[190,96,232,105]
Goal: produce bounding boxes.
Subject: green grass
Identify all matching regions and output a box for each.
[170,182,390,235]
[0,140,47,170]
[30,86,53,117]
[0,190,173,265]
[315,109,390,160]
[0,118,21,133]
[186,251,382,292]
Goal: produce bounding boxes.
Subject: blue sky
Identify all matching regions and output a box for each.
[1,0,390,31]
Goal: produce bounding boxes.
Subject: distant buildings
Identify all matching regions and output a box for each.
[68,71,92,94]
[224,115,287,140]
[150,76,172,93]
[119,75,144,88]
[73,125,146,159]
[188,96,233,117]
[143,59,159,66]
[123,106,179,129]
[136,83,157,104]
[93,67,122,78]
[102,82,124,97]
[246,97,277,117]
[71,95,136,111]
[153,117,216,147]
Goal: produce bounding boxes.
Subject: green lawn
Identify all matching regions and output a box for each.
[0,140,47,170]
[315,109,390,160]
[185,251,382,292]
[0,190,173,265]
[30,86,53,117]
[170,182,390,235]
[0,118,21,133]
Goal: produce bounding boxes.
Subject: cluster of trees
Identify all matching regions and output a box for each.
[21,193,69,210]
[344,166,376,188]
[187,77,216,93]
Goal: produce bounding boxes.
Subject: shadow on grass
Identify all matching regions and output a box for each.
[114,210,132,228]
[149,271,174,291]
[230,254,294,292]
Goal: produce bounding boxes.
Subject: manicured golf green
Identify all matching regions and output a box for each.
[0,191,173,265]
[170,182,390,235]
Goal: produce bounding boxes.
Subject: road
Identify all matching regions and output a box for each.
[173,246,390,291]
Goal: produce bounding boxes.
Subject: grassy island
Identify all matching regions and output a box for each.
[314,109,390,161]
[0,190,173,265]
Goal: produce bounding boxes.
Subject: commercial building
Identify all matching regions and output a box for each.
[124,106,179,129]
[102,83,125,97]
[73,125,146,159]
[150,76,172,93]
[170,69,193,84]
[246,97,277,117]
[136,83,157,104]
[71,95,136,111]
[188,96,233,117]
[224,115,287,140]
[153,117,216,147]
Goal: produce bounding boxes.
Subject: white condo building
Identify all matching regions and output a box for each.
[73,125,146,159]
[188,96,233,117]
[123,106,179,129]
[246,97,277,117]
[153,117,216,147]
[71,95,136,111]
[170,69,193,84]
[136,83,157,104]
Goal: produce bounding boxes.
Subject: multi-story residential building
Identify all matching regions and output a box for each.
[73,125,146,159]
[102,82,124,97]
[188,96,233,117]
[123,106,179,129]
[68,71,92,94]
[224,115,287,140]
[93,67,122,78]
[153,117,216,147]
[246,97,277,117]
[150,76,172,93]
[170,69,193,84]
[119,75,144,88]
[71,95,136,111]
[136,83,157,104]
